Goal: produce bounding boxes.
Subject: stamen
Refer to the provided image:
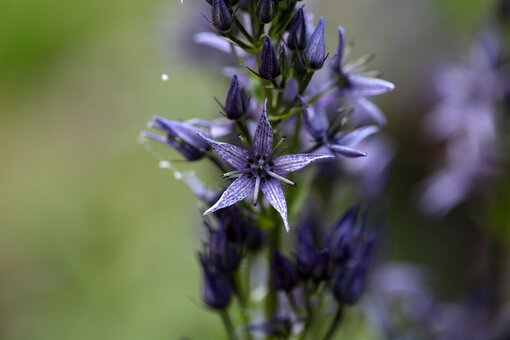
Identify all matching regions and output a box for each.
[267,171,295,186]
[223,168,252,178]
[238,134,250,148]
[253,176,261,205]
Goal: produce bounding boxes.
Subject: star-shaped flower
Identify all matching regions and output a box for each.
[200,99,333,232]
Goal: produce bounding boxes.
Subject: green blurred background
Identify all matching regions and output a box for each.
[0,0,501,339]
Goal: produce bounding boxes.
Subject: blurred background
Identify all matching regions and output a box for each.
[0,0,508,339]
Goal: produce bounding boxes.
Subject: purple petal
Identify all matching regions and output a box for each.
[300,97,328,140]
[351,96,387,125]
[193,32,247,57]
[252,99,273,156]
[152,116,210,150]
[327,143,367,158]
[261,179,290,232]
[335,126,379,146]
[348,74,395,97]
[199,133,249,169]
[204,175,254,215]
[273,154,334,174]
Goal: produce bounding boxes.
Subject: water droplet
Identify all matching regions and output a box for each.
[174,171,183,180]
[161,73,169,82]
[159,160,171,169]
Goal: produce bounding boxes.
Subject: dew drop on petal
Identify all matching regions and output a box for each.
[161,73,169,81]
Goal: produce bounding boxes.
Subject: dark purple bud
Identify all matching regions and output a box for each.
[206,225,241,273]
[328,206,357,262]
[295,218,316,278]
[311,248,332,282]
[278,45,288,74]
[224,75,247,119]
[244,225,265,252]
[271,251,298,291]
[200,257,233,309]
[287,8,307,50]
[256,0,274,23]
[259,36,281,79]
[330,233,374,304]
[212,0,232,32]
[144,116,210,161]
[331,26,346,75]
[304,17,326,69]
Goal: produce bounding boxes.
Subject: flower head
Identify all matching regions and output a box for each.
[304,17,327,69]
[200,99,333,231]
[331,27,394,125]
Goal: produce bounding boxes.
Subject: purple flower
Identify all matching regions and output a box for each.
[143,116,234,161]
[200,99,333,231]
[259,36,281,80]
[143,116,211,161]
[286,7,307,51]
[199,256,233,310]
[300,97,379,158]
[331,27,394,125]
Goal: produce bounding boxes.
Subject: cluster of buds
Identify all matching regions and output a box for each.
[142,0,394,338]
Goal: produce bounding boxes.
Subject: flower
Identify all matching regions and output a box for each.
[256,0,274,24]
[200,99,333,231]
[271,251,298,291]
[199,255,233,309]
[286,7,307,51]
[211,0,232,32]
[331,27,395,125]
[143,116,234,161]
[143,116,211,161]
[223,75,248,120]
[300,97,379,158]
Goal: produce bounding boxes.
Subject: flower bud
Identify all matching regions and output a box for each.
[256,0,274,24]
[304,16,326,69]
[206,225,241,273]
[200,257,233,309]
[287,8,307,50]
[271,251,298,291]
[224,75,247,119]
[212,0,232,32]
[259,36,281,79]
[144,116,210,161]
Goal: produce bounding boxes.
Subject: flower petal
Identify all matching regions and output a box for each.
[204,175,254,215]
[252,99,273,156]
[193,32,247,57]
[261,179,290,232]
[348,74,395,97]
[198,133,249,169]
[327,143,367,158]
[351,96,387,125]
[273,154,334,174]
[334,126,379,146]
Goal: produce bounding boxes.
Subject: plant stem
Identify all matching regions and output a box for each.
[322,304,343,340]
[264,221,281,339]
[220,310,239,340]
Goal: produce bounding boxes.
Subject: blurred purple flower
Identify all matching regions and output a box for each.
[420,39,501,215]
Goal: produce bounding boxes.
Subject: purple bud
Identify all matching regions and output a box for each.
[304,17,326,69]
[328,206,357,262]
[287,8,307,50]
[200,257,233,309]
[330,233,374,304]
[259,36,281,79]
[212,0,232,32]
[205,224,241,273]
[256,0,274,24]
[311,248,332,282]
[224,75,247,119]
[271,252,298,291]
[144,116,210,161]
[331,26,346,74]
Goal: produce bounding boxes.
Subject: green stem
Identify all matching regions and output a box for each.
[264,221,281,339]
[322,304,343,340]
[220,310,239,340]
